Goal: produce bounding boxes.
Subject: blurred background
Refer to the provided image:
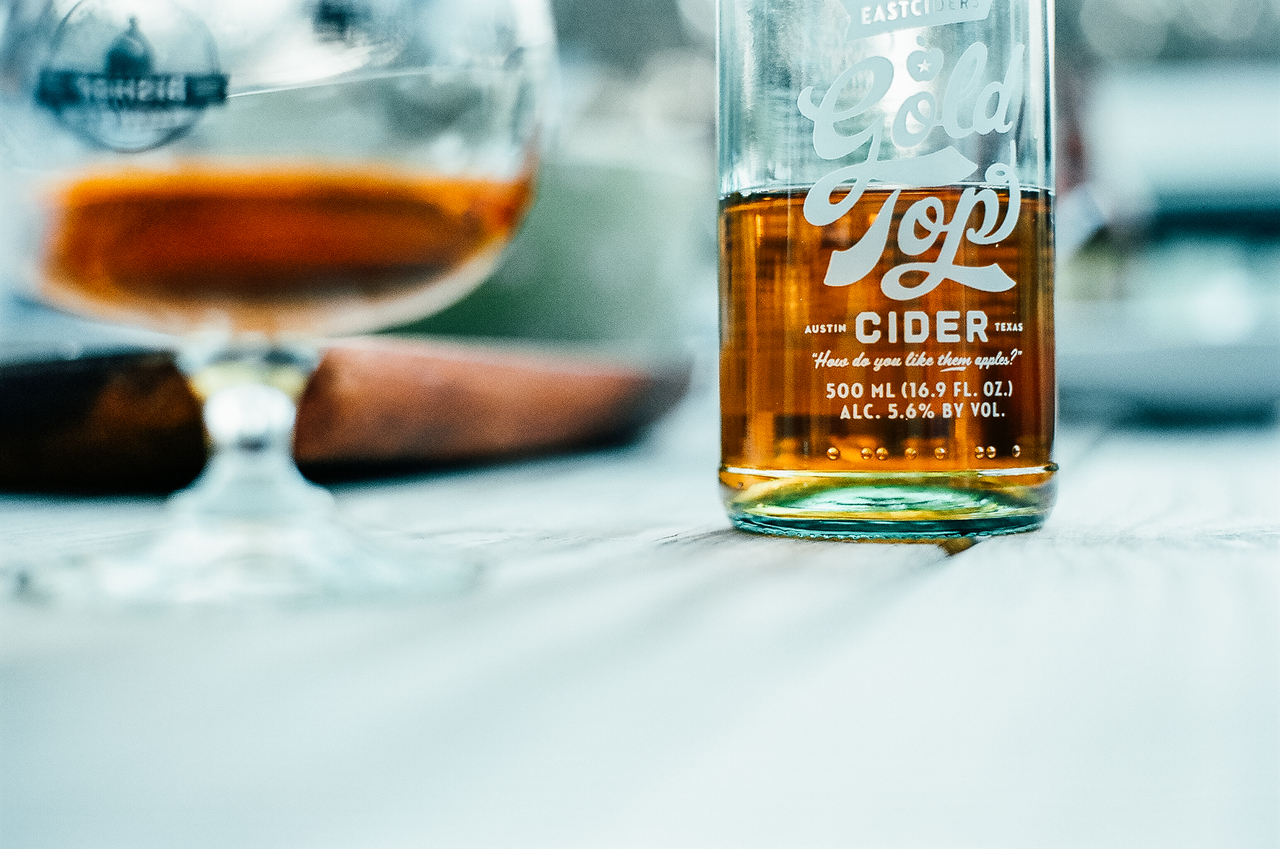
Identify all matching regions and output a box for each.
[397,0,719,352]
[410,0,1280,420]
[1051,0,1280,421]
[2,0,1277,446]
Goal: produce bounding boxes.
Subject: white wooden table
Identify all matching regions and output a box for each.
[1,362,1277,849]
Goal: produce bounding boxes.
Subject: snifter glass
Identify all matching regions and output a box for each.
[0,0,556,603]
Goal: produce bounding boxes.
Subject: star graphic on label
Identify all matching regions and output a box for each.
[916,58,932,74]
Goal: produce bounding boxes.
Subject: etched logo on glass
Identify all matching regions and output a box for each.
[35,0,229,153]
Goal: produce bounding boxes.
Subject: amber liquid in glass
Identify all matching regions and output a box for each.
[40,166,534,335]
[719,186,1056,538]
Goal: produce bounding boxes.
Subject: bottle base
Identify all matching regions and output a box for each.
[721,467,1056,541]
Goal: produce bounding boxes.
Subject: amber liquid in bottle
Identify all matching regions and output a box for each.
[40,166,534,336]
[719,186,1057,538]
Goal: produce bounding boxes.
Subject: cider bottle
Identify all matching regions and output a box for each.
[718,0,1056,538]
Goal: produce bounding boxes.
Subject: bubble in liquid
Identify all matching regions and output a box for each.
[875,447,889,460]
[904,447,918,460]
[974,445,985,459]
[1012,445,1022,458]
[934,447,947,460]
[985,446,997,458]
[827,447,841,460]
[861,447,873,460]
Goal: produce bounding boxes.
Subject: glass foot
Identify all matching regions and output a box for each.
[14,496,477,607]
[11,363,479,607]
[13,395,476,607]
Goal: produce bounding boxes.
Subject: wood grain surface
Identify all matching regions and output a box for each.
[0,370,1276,849]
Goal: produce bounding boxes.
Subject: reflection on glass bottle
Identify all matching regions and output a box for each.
[313,0,367,43]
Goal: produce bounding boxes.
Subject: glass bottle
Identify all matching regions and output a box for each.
[718,0,1056,538]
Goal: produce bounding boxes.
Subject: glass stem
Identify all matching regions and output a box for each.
[175,342,327,522]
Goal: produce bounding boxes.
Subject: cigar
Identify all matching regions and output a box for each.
[0,337,691,494]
